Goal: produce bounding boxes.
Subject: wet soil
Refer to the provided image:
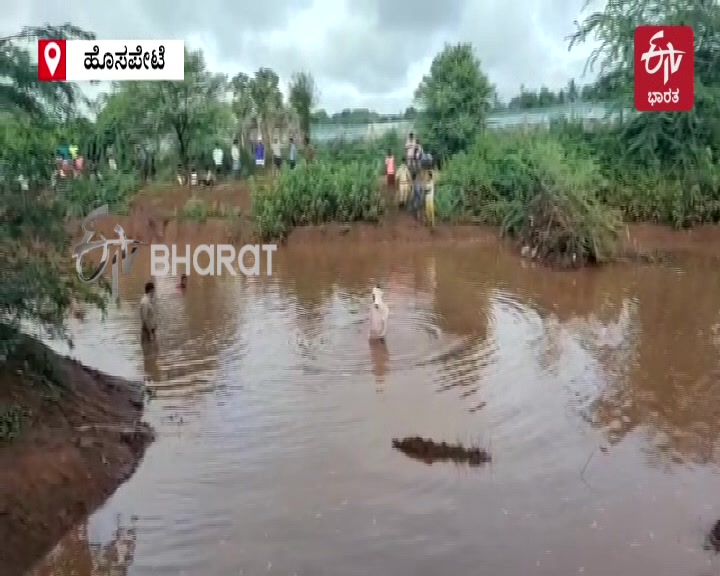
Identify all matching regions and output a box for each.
[392,436,491,467]
[0,337,154,576]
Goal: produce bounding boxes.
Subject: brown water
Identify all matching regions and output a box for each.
[31,242,720,576]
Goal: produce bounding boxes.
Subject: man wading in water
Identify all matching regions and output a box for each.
[140,282,158,343]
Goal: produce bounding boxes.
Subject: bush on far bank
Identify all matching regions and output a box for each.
[435,130,622,266]
[251,159,384,240]
[548,119,720,228]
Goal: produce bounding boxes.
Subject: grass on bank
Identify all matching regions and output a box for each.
[435,131,622,266]
[180,196,242,222]
[252,160,384,240]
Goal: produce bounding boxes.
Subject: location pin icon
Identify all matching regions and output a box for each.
[44,42,61,77]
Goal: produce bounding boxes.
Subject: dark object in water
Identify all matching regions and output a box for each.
[392,436,491,467]
[707,519,720,552]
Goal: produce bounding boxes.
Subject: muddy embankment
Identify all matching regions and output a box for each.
[0,337,154,576]
[103,182,720,261]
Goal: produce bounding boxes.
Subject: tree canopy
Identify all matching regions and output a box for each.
[413,43,493,160]
[569,0,720,171]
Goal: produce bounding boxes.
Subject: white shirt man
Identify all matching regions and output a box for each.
[271,138,282,170]
[231,141,240,176]
[212,146,223,176]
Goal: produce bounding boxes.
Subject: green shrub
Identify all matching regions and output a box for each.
[180,197,239,222]
[316,130,404,167]
[549,120,720,228]
[252,160,384,240]
[436,131,622,265]
[59,171,139,218]
[182,195,209,222]
[0,404,29,441]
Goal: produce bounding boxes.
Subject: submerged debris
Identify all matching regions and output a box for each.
[707,519,720,552]
[392,436,491,467]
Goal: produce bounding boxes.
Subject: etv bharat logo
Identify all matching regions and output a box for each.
[634,25,694,112]
[72,205,145,302]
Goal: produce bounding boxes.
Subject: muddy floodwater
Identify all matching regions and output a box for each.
[30,241,720,575]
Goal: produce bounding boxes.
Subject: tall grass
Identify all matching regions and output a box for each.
[316,130,404,166]
[252,160,384,240]
[436,131,622,266]
[548,120,720,228]
[58,172,139,218]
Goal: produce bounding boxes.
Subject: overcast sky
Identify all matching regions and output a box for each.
[5,0,601,113]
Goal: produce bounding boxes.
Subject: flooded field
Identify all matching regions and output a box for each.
[30,241,720,576]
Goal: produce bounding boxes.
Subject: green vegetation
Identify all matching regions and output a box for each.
[316,130,404,165]
[1,25,109,365]
[180,196,241,222]
[0,404,29,441]
[252,161,383,240]
[435,131,622,265]
[416,0,720,264]
[414,43,493,162]
[60,172,138,218]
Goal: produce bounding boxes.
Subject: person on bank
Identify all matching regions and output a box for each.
[140,281,158,342]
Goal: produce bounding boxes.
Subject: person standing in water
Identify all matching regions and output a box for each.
[140,282,158,343]
[177,274,188,291]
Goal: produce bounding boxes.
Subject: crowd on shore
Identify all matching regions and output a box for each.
[38,131,436,229]
[385,132,436,226]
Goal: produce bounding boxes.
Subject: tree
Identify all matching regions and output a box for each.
[0,27,106,359]
[403,106,418,119]
[311,108,330,123]
[231,68,286,144]
[413,43,492,160]
[231,72,256,146]
[0,25,95,119]
[288,72,318,139]
[101,50,231,168]
[569,0,720,170]
[251,68,284,142]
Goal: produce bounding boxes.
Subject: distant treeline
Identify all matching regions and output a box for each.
[311,78,613,125]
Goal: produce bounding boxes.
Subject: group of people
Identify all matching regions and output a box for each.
[177,140,243,187]
[177,135,316,187]
[51,143,146,185]
[54,142,86,180]
[385,132,435,226]
[252,135,314,171]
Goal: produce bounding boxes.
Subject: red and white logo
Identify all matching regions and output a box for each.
[37,39,67,82]
[634,25,694,112]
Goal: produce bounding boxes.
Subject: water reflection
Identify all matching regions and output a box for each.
[588,258,720,465]
[33,242,720,576]
[369,339,389,389]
